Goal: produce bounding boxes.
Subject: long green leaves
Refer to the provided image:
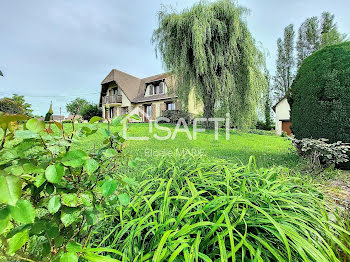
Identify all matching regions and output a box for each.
[91,156,350,261]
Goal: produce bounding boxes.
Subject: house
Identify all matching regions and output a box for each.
[65,115,82,122]
[99,69,202,121]
[273,96,292,135]
[38,115,65,121]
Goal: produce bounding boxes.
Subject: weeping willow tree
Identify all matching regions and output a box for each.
[152,0,267,128]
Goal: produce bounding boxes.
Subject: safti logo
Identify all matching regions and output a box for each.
[121,108,230,141]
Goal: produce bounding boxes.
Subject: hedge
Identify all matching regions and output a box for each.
[288,42,350,143]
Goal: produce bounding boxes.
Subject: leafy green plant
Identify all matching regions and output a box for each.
[159,110,192,124]
[293,138,350,170]
[0,112,137,261]
[91,156,350,261]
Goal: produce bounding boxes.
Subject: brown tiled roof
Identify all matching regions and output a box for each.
[101,69,141,101]
[65,115,82,120]
[51,115,65,121]
[100,69,177,104]
[272,96,287,112]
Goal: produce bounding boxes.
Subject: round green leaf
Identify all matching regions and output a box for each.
[62,150,88,168]
[66,241,82,252]
[61,207,81,227]
[118,193,130,206]
[100,180,118,197]
[26,118,45,133]
[61,193,81,207]
[10,199,35,224]
[89,116,102,124]
[0,175,22,206]
[0,207,11,234]
[84,158,99,176]
[15,130,38,139]
[79,192,93,206]
[60,252,78,262]
[7,229,29,255]
[45,164,64,183]
[48,195,61,214]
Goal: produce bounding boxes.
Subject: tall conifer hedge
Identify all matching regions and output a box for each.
[288,42,350,143]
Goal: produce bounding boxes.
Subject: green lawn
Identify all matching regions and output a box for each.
[66,123,300,168]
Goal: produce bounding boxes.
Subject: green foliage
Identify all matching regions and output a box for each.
[0,94,33,116]
[81,104,102,121]
[274,24,295,99]
[91,156,350,261]
[0,98,23,114]
[296,12,347,67]
[44,112,52,121]
[66,98,90,115]
[0,114,134,261]
[159,109,192,124]
[289,42,350,145]
[152,0,266,128]
[293,138,350,169]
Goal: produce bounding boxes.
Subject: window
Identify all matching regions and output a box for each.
[145,105,152,120]
[146,85,154,96]
[159,82,164,94]
[155,85,160,94]
[167,102,176,110]
[109,107,114,119]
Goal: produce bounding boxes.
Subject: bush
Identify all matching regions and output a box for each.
[92,156,350,261]
[288,42,350,143]
[293,138,350,169]
[44,112,52,121]
[159,110,192,124]
[0,98,23,114]
[81,104,102,121]
[0,114,134,261]
[256,120,273,131]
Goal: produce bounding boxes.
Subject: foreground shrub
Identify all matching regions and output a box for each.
[92,156,350,261]
[288,42,350,143]
[0,114,136,261]
[159,110,192,124]
[293,138,350,169]
[81,104,102,121]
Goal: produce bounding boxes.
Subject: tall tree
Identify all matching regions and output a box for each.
[273,24,295,99]
[152,0,266,128]
[296,12,346,67]
[296,17,320,67]
[264,71,272,129]
[320,12,347,48]
[66,98,89,115]
[0,94,33,116]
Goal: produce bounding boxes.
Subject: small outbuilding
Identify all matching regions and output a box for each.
[273,97,292,136]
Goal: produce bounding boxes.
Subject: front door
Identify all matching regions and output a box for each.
[282,121,292,136]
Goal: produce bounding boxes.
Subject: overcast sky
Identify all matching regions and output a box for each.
[1,0,349,116]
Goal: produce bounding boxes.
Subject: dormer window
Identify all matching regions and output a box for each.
[145,80,167,96]
[159,82,164,94]
[146,84,154,96]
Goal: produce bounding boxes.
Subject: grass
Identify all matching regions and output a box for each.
[56,122,300,169]
[89,156,350,261]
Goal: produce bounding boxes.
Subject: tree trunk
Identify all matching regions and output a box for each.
[203,91,215,129]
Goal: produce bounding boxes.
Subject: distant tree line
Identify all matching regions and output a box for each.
[273,11,347,101]
[66,98,102,121]
[0,94,34,116]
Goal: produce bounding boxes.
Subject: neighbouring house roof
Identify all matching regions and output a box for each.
[51,115,65,121]
[99,69,177,106]
[65,115,82,120]
[272,96,287,112]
